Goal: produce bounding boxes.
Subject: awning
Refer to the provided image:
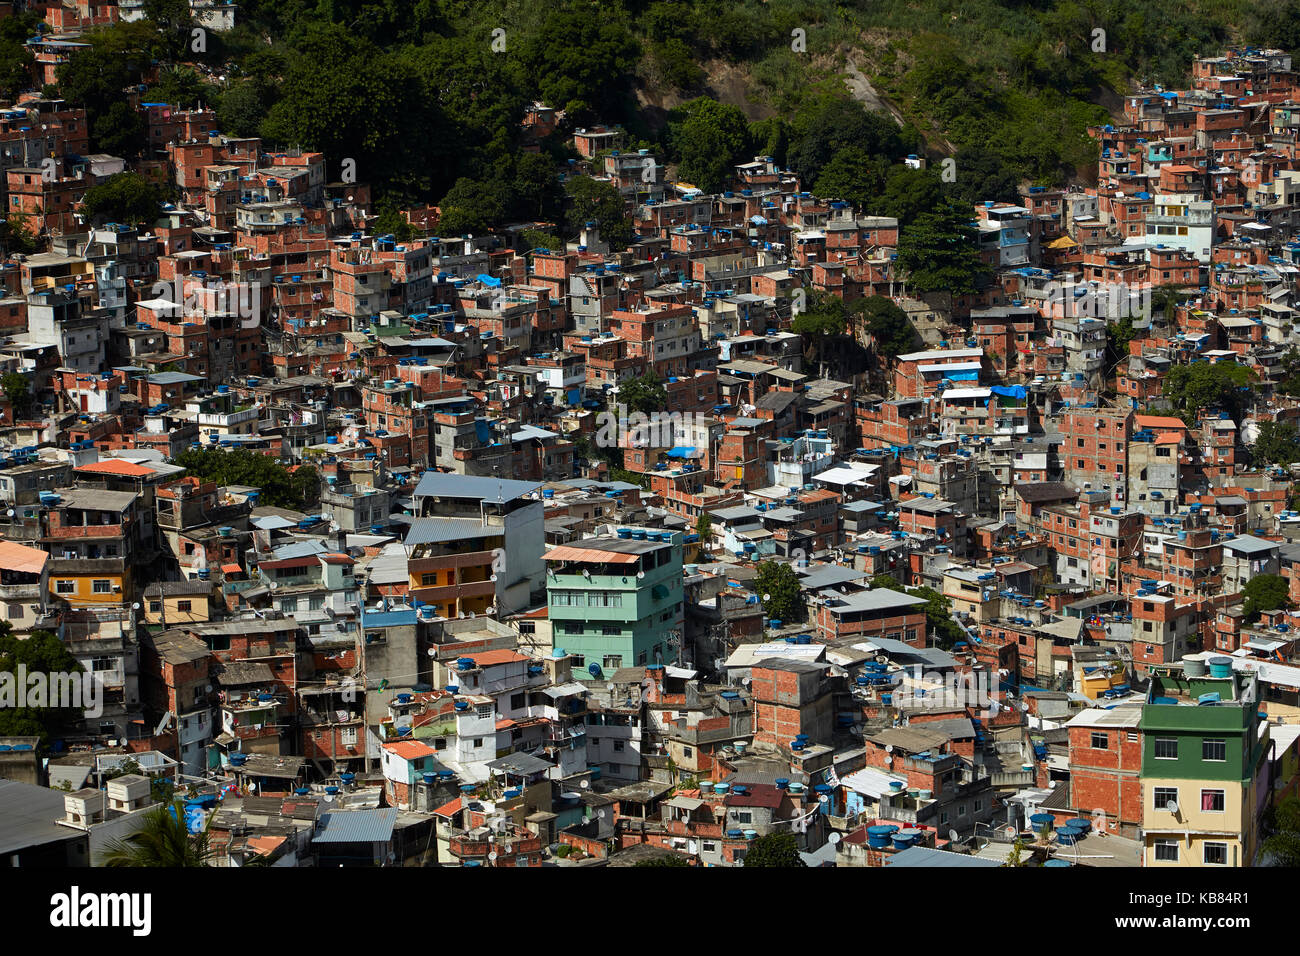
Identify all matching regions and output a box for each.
[545,545,639,564]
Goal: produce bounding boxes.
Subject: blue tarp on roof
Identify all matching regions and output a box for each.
[476,274,502,287]
[667,446,698,459]
[990,385,1028,400]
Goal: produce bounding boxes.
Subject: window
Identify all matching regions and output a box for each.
[1203,842,1228,866]
[1153,737,1178,760]
[341,727,358,746]
[733,811,752,824]
[56,580,76,594]
[475,704,492,719]
[6,605,20,619]
[472,738,483,748]
[92,580,113,594]
[1201,789,1225,813]
[177,600,192,613]
[1202,738,1227,762]
[602,655,623,671]
[1090,732,1109,750]
[1153,786,1178,808]
[1127,732,1138,743]
[613,740,625,752]
[1153,839,1179,862]
[702,841,716,852]
[510,692,525,710]
[682,746,693,758]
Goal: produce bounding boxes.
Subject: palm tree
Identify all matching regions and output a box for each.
[98,800,215,867]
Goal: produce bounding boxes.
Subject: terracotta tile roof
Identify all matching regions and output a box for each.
[383,740,436,760]
[75,458,155,477]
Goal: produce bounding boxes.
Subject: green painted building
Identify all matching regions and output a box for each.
[545,528,684,680]
[1138,666,1271,867]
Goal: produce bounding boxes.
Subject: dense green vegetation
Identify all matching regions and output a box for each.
[0,624,85,747]
[741,831,806,866]
[755,560,803,624]
[44,0,1297,246]
[1161,361,1256,426]
[1241,574,1291,623]
[174,448,319,510]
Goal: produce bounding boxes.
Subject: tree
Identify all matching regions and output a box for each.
[896,203,990,297]
[80,172,168,227]
[518,228,563,254]
[754,560,802,624]
[1263,795,1300,866]
[666,97,751,194]
[564,177,634,251]
[1006,837,1027,867]
[217,78,277,139]
[0,33,34,100]
[1,371,33,417]
[99,800,215,867]
[435,176,512,236]
[695,510,712,541]
[260,24,439,199]
[173,448,318,510]
[634,852,690,866]
[791,290,848,375]
[813,147,887,209]
[0,213,37,255]
[1161,361,1256,425]
[1253,421,1300,467]
[55,21,157,154]
[651,38,705,92]
[371,200,417,243]
[150,65,214,110]
[879,166,946,224]
[1105,311,1140,370]
[1242,574,1291,623]
[944,145,1022,208]
[742,831,806,867]
[852,295,918,359]
[789,98,911,186]
[870,575,965,649]
[91,101,149,159]
[614,373,667,416]
[511,152,564,223]
[0,625,85,746]
[521,8,640,121]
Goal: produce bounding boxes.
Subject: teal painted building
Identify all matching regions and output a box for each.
[545,528,684,680]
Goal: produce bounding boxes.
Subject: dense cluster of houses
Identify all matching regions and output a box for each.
[3,31,1300,869]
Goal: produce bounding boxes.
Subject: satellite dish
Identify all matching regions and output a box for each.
[427,647,437,657]
[762,593,771,602]
[636,571,645,579]
[488,851,498,862]
[884,744,894,754]
[827,832,841,845]
[1165,800,1180,815]
[579,779,590,789]
[948,829,960,844]
[503,844,512,853]
[597,809,606,819]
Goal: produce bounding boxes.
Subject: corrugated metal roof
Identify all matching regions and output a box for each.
[313,809,399,844]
